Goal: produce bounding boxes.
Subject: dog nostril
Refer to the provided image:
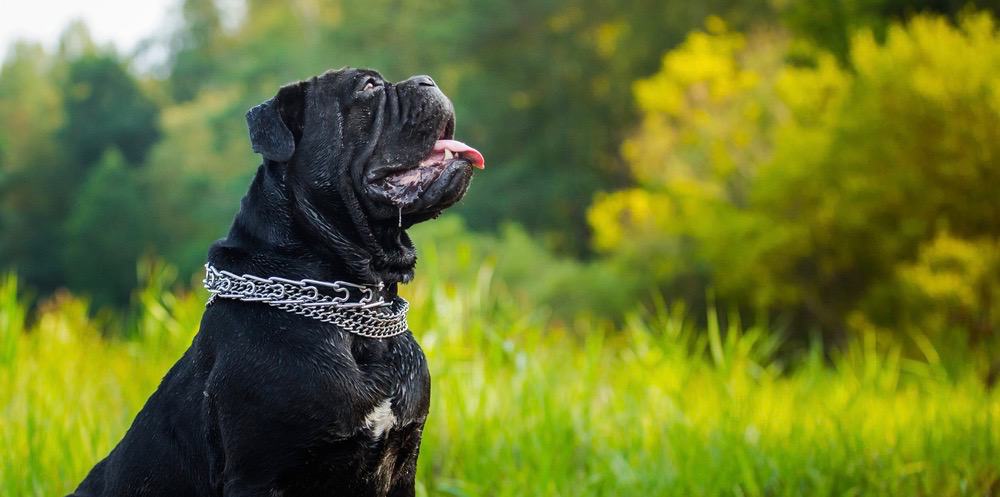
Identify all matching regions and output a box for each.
[414,75,436,87]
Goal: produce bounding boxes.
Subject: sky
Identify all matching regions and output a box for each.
[0,0,175,56]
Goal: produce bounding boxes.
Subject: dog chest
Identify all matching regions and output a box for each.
[364,398,397,437]
[346,333,430,436]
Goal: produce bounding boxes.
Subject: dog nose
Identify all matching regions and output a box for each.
[407,75,436,87]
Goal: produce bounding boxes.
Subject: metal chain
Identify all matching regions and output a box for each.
[202,263,409,338]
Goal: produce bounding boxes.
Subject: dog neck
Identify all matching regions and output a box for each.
[207,161,415,293]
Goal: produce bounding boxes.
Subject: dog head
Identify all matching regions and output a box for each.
[245,68,484,283]
[247,68,483,224]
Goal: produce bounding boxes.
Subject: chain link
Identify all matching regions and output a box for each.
[202,264,409,338]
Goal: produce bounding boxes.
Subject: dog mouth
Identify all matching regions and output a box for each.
[369,125,485,210]
[416,139,485,171]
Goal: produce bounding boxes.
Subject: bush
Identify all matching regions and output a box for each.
[589,13,1000,344]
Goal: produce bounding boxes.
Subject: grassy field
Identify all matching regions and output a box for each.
[1,254,998,497]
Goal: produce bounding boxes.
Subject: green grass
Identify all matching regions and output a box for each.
[0,257,997,496]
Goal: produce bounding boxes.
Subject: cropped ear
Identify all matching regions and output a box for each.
[246,81,307,162]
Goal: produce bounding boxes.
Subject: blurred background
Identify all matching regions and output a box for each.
[1,1,999,496]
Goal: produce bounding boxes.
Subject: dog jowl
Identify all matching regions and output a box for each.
[68,68,483,497]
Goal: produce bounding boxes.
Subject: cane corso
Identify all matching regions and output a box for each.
[69,68,484,497]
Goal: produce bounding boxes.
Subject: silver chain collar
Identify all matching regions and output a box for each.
[202,263,409,338]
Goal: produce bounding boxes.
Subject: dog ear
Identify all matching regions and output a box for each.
[246,81,307,162]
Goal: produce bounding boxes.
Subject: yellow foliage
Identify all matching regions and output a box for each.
[597,20,786,254]
[632,20,756,117]
[775,53,848,121]
[894,232,1000,338]
[588,189,673,253]
[591,11,1000,341]
[851,12,1000,104]
[593,21,627,59]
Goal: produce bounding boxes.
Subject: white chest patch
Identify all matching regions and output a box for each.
[364,399,397,438]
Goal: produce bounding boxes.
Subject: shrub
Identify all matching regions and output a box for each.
[589,13,1000,344]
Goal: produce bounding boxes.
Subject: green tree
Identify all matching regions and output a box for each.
[167,0,225,101]
[0,26,162,301]
[59,52,161,169]
[142,88,258,278]
[0,42,68,292]
[62,150,153,306]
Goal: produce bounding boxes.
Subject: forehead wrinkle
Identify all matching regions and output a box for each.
[300,83,343,187]
[348,92,385,187]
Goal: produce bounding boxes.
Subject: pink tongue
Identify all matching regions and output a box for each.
[434,139,485,169]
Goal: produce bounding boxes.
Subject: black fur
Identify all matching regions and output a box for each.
[69,68,475,497]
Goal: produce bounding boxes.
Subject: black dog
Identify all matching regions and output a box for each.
[69,68,484,497]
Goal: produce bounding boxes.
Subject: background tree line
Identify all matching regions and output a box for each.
[0,0,997,348]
